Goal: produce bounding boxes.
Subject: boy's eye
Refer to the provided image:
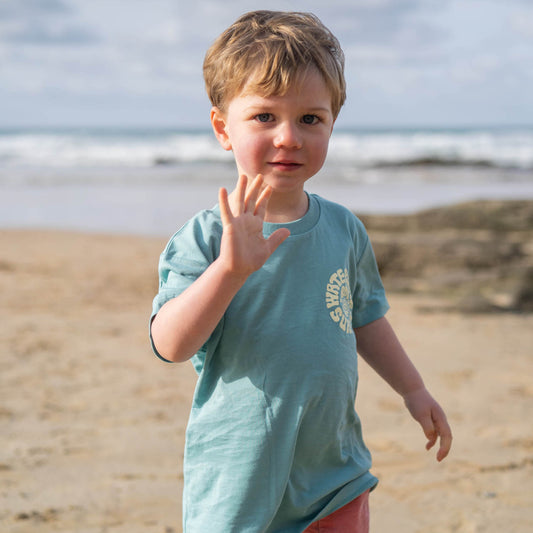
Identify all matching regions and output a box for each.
[255,113,273,123]
[302,114,319,125]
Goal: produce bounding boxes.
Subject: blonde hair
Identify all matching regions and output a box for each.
[203,10,346,118]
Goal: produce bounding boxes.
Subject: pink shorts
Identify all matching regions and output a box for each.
[302,490,370,533]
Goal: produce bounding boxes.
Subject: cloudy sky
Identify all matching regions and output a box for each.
[1,0,532,129]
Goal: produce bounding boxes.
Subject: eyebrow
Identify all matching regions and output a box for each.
[245,104,332,114]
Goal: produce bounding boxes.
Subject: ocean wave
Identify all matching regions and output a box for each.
[1,127,532,171]
[0,131,232,169]
[328,130,533,170]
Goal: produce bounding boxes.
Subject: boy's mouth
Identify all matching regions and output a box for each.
[269,160,303,171]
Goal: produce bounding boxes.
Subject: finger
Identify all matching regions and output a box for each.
[234,174,248,215]
[424,418,437,448]
[218,187,233,227]
[422,406,452,461]
[245,174,264,211]
[267,228,290,254]
[417,413,438,450]
[434,413,453,462]
[437,432,452,462]
[254,184,273,218]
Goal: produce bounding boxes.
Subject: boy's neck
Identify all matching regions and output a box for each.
[264,190,309,223]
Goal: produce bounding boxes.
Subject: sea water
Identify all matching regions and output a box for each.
[1,126,532,235]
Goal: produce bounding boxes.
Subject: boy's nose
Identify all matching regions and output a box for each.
[273,122,302,149]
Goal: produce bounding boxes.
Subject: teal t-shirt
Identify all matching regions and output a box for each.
[151,194,389,532]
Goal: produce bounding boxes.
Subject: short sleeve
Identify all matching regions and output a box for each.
[351,233,390,329]
[149,208,223,364]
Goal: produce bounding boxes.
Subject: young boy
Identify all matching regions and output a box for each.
[150,10,452,532]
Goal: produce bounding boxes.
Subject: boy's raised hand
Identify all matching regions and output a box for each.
[218,174,290,276]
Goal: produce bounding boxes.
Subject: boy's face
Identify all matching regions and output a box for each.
[211,67,335,199]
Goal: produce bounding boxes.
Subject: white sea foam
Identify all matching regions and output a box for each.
[0,131,231,169]
[1,127,532,173]
[328,129,533,169]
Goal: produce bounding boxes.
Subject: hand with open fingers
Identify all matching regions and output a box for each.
[403,387,452,462]
[218,174,290,276]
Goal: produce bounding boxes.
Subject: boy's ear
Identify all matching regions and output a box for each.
[210,107,232,151]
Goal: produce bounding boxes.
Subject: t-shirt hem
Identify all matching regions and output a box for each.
[310,472,379,524]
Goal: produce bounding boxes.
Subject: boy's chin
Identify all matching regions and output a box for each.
[263,175,308,192]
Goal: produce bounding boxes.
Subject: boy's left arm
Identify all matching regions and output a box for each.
[354,316,452,461]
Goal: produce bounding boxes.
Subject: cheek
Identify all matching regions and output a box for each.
[231,136,265,173]
[309,137,330,169]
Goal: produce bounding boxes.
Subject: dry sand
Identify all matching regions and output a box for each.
[1,204,532,532]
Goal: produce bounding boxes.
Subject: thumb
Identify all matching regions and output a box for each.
[267,228,290,254]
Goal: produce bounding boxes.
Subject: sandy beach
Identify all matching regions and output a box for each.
[1,200,532,532]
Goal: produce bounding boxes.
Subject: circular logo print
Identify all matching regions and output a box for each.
[325,268,353,333]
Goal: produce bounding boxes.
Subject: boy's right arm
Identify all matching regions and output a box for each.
[151,174,290,363]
